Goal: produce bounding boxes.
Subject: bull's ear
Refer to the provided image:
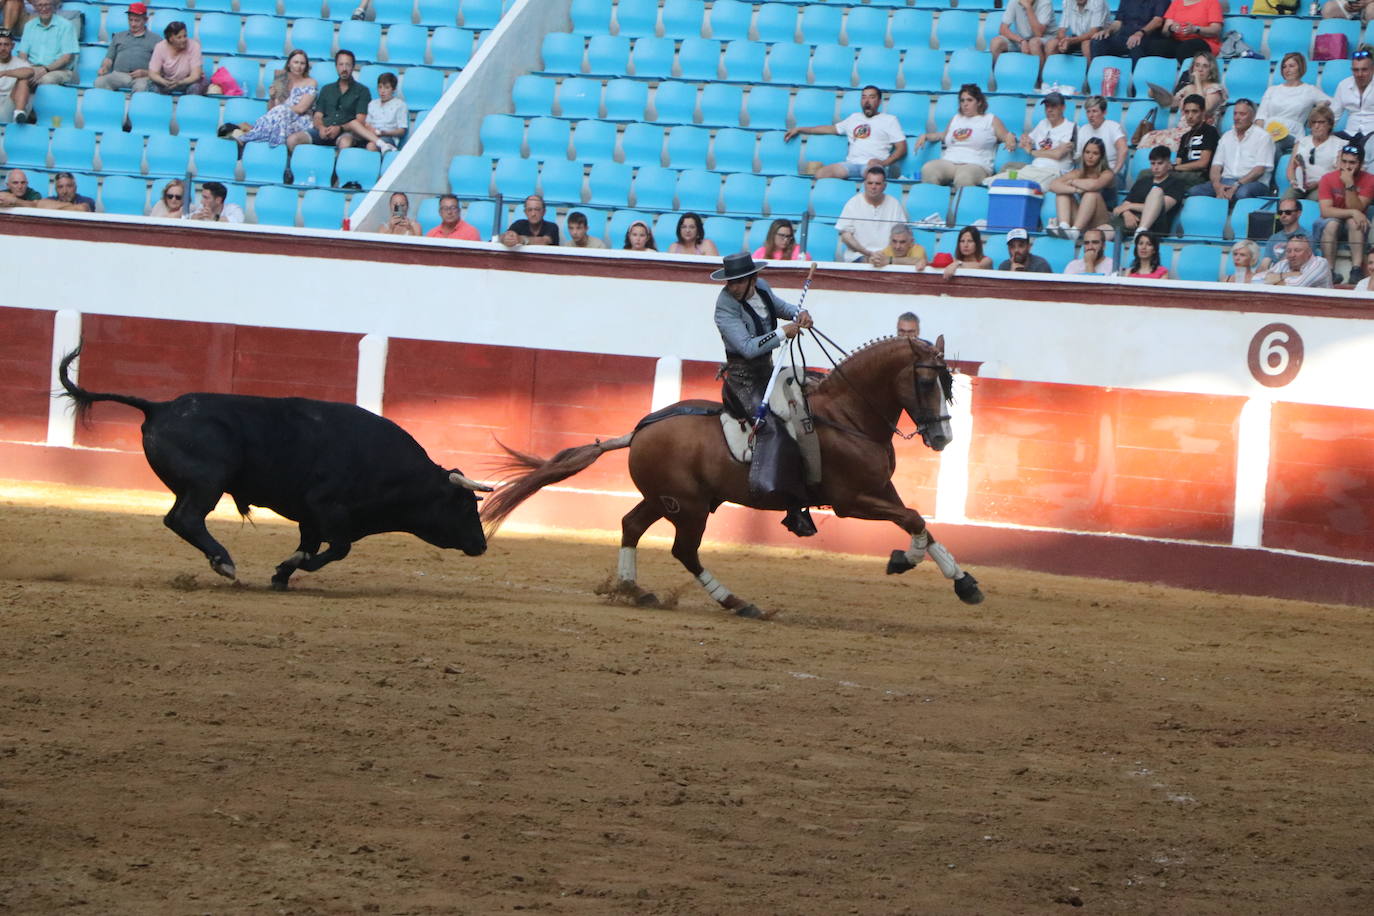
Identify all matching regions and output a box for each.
[935,334,945,357]
[449,470,494,492]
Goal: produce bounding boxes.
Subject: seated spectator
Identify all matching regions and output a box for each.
[37,170,91,210]
[1146,0,1222,62]
[1109,145,1185,238]
[999,227,1052,273]
[302,50,387,152]
[623,220,656,251]
[2,0,82,33]
[1351,250,1374,290]
[752,218,809,261]
[1170,94,1220,193]
[500,195,560,247]
[872,224,928,268]
[236,50,315,148]
[942,225,995,279]
[1048,137,1116,241]
[562,210,608,249]
[1322,0,1374,24]
[1090,0,1170,63]
[427,194,480,240]
[1188,99,1274,200]
[1258,200,1305,271]
[376,191,421,236]
[147,20,208,95]
[12,0,74,101]
[1076,95,1127,175]
[0,28,31,123]
[985,92,1075,191]
[1288,105,1341,201]
[896,311,922,339]
[0,166,40,205]
[364,72,406,152]
[1257,54,1330,155]
[1065,228,1115,275]
[785,85,907,180]
[1120,230,1168,278]
[1137,54,1226,151]
[667,212,719,256]
[1316,143,1374,282]
[990,0,1053,75]
[94,3,157,93]
[1260,233,1333,287]
[148,178,185,218]
[914,83,1018,189]
[1048,0,1111,58]
[1226,239,1263,284]
[188,181,243,222]
[836,166,909,263]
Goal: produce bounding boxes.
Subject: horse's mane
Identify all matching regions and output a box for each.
[813,335,943,395]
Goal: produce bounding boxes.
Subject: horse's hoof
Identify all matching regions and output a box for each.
[954,572,984,605]
[734,603,764,619]
[635,591,660,607]
[270,578,290,592]
[886,549,917,575]
[211,559,237,580]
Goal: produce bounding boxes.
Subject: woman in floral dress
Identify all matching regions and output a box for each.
[238,50,317,147]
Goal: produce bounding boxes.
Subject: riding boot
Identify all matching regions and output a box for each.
[782,505,817,537]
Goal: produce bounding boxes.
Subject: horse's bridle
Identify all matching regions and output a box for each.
[799,331,952,443]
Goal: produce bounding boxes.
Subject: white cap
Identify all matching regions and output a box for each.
[1006,227,1029,242]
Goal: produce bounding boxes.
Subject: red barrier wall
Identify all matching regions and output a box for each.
[0,307,52,445]
[1266,403,1374,562]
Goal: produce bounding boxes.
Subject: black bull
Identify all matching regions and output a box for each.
[57,347,489,589]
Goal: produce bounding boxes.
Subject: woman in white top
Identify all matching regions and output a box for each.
[1226,239,1262,284]
[1257,53,1330,155]
[1047,138,1116,241]
[1286,104,1341,201]
[913,83,1017,188]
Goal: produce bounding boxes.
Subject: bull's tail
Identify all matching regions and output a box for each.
[57,345,159,421]
[482,432,634,534]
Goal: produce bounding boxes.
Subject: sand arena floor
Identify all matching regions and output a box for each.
[0,481,1370,914]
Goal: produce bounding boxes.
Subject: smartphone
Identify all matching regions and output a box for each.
[392,203,406,219]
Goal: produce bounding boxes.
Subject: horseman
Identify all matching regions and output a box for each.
[711,252,816,537]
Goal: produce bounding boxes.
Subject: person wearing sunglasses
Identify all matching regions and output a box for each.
[1288,105,1342,201]
[149,179,185,219]
[1332,48,1374,165]
[1258,201,1307,272]
[1315,144,1374,283]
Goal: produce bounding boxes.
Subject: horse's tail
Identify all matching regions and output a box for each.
[56,344,159,422]
[482,432,634,534]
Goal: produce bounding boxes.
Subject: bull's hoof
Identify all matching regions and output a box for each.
[211,559,237,580]
[886,549,917,575]
[954,572,984,605]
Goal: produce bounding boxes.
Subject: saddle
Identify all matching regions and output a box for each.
[718,367,823,489]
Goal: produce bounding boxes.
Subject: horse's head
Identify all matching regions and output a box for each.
[900,335,954,452]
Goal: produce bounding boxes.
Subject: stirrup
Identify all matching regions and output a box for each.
[782,506,817,538]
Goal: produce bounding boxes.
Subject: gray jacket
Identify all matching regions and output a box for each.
[714,277,801,363]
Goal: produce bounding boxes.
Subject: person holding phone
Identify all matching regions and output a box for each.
[1321,0,1374,24]
[377,190,421,236]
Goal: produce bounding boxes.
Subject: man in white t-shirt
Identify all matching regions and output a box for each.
[985,91,1076,190]
[836,166,908,263]
[785,85,907,180]
[991,0,1054,72]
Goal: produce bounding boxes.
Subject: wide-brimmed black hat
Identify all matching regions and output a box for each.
[710,252,766,281]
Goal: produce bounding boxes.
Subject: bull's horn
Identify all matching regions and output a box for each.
[449,471,494,492]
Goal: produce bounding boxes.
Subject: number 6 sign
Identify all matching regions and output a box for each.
[1247,322,1304,388]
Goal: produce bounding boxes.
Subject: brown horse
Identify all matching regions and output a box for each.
[482,334,984,617]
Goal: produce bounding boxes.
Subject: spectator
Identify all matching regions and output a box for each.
[896,311,921,339]
[785,85,907,180]
[148,178,185,218]
[1109,145,1185,238]
[37,170,91,211]
[1138,52,1226,149]
[562,211,607,249]
[1332,48,1374,163]
[990,0,1054,75]
[1258,200,1305,271]
[0,27,30,123]
[1315,143,1374,282]
[236,50,315,148]
[872,224,929,269]
[426,194,480,240]
[1189,99,1274,200]
[0,166,39,205]
[500,194,560,247]
[914,84,1017,189]
[1321,0,1374,24]
[1261,233,1333,287]
[188,181,243,222]
[752,218,809,261]
[836,165,909,263]
[1120,230,1168,278]
[147,20,207,95]
[1076,95,1127,174]
[1172,94,1220,193]
[1352,250,1374,290]
[986,92,1075,191]
[94,3,156,93]
[1089,0,1169,63]
[364,72,406,152]
[2,0,82,34]
[1288,105,1341,201]
[12,0,75,107]
[999,227,1052,273]
[623,220,656,251]
[304,50,386,152]
[1047,0,1112,59]
[1226,239,1263,284]
[1146,0,1222,62]
[1065,228,1115,275]
[667,212,719,256]
[942,225,995,279]
[1048,137,1116,241]
[376,191,421,236]
[1257,54,1330,155]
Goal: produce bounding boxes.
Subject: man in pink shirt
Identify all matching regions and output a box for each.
[147,20,208,95]
[426,195,480,241]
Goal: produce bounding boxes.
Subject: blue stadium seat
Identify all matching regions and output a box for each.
[1175,196,1228,240]
[747,85,790,130]
[791,87,835,128]
[288,144,336,186]
[283,0,325,17]
[33,85,78,126]
[988,96,1028,134]
[50,127,95,171]
[810,177,852,218]
[431,27,475,68]
[993,53,1039,93]
[196,13,242,56]
[935,10,980,50]
[705,215,745,253]
[856,47,899,88]
[238,0,278,13]
[1174,244,1223,282]
[885,92,927,134]
[1266,16,1312,59]
[1034,236,1075,272]
[290,19,336,61]
[806,220,839,261]
[948,49,992,89]
[193,138,241,181]
[448,154,492,196]
[173,95,221,139]
[747,217,774,251]
[678,38,721,81]
[1131,56,1178,98]
[633,165,678,209]
[300,188,346,229]
[558,77,603,118]
[539,158,585,204]
[616,0,660,38]
[242,16,287,57]
[890,9,934,50]
[370,0,415,22]
[480,113,525,158]
[252,185,300,226]
[666,124,710,169]
[401,68,444,109]
[464,199,497,237]
[1319,60,1347,97]
[1223,17,1263,54]
[755,3,798,43]
[146,134,191,175]
[707,0,751,42]
[652,211,680,244]
[675,168,721,212]
[527,116,572,160]
[98,132,144,174]
[604,78,649,121]
[812,44,855,88]
[383,24,429,67]
[758,132,798,175]
[216,58,262,99]
[3,124,49,168]
[651,81,697,123]
[339,21,382,62]
[1042,54,1086,93]
[224,96,267,126]
[414,0,455,26]
[662,0,707,40]
[711,127,755,172]
[570,0,612,32]
[79,89,127,133]
[765,42,810,84]
[128,93,174,135]
[621,122,666,167]
[493,156,537,197]
[513,74,556,117]
[699,83,743,126]
[584,34,627,75]
[631,37,676,79]
[800,6,843,46]
[76,46,105,87]
[953,185,988,226]
[721,172,765,216]
[335,148,381,187]
[99,175,149,215]
[765,174,810,216]
[902,46,945,92]
[906,183,952,226]
[572,119,618,162]
[845,7,889,48]
[460,0,502,30]
[1224,57,1271,104]
[65,2,100,43]
[803,132,846,167]
[587,161,633,205]
[242,143,288,183]
[722,39,763,82]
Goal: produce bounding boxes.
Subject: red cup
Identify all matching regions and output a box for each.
[1101,66,1121,99]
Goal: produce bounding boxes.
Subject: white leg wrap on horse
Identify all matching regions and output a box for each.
[904,530,930,564]
[695,570,732,604]
[926,540,963,580]
[616,547,637,583]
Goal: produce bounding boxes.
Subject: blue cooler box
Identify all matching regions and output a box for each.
[987,178,1043,231]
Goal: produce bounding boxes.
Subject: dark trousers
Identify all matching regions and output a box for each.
[1089,32,1171,63]
[1145,36,1212,61]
